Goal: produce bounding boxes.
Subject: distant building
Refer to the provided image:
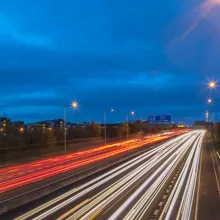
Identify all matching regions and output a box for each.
[12,121,25,128]
[0,117,10,129]
[52,119,64,130]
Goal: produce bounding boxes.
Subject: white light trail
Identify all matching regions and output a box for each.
[16,135,186,220]
[15,131,203,220]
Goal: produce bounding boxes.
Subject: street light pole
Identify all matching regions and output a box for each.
[141,116,143,133]
[104,112,107,145]
[126,114,129,140]
[63,101,79,154]
[64,107,66,153]
[104,109,114,145]
[126,111,135,139]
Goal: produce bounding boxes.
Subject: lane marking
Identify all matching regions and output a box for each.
[158,202,163,207]
[162,195,167,199]
[153,210,159,215]
[57,199,89,220]
[89,209,102,220]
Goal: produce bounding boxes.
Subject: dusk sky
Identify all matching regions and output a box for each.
[1,0,220,123]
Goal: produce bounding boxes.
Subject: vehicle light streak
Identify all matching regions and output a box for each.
[109,133,199,220]
[55,134,195,219]
[159,131,205,220]
[15,132,191,220]
[0,130,188,193]
[123,134,198,220]
[5,130,203,220]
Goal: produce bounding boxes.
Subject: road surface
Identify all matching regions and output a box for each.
[1,130,205,220]
[0,131,187,193]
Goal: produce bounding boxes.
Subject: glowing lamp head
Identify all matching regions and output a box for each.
[208,99,212,103]
[71,101,79,109]
[209,81,216,89]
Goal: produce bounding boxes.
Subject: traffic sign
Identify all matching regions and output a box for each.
[148,115,154,123]
[155,115,171,123]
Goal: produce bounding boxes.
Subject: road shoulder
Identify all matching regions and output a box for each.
[197,134,220,220]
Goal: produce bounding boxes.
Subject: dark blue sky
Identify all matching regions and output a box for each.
[1,0,220,123]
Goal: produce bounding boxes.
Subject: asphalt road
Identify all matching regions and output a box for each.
[0,133,182,193]
[0,130,206,220]
[197,134,220,220]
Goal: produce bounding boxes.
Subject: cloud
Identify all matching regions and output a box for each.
[0,0,218,123]
[0,13,52,47]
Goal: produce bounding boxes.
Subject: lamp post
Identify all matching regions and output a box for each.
[127,111,135,139]
[64,101,79,153]
[206,111,209,122]
[140,116,143,133]
[104,109,114,145]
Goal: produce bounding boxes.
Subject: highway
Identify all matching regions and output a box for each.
[1,130,205,220]
[0,130,187,193]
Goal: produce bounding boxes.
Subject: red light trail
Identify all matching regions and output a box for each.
[0,130,189,193]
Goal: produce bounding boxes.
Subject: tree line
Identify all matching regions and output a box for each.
[0,119,149,149]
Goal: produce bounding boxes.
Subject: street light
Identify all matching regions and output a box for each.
[64,101,79,153]
[104,109,114,145]
[208,98,220,103]
[126,111,135,139]
[209,81,216,89]
[71,101,78,108]
[208,80,220,90]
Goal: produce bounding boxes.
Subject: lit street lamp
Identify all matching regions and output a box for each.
[104,109,114,145]
[126,111,135,139]
[64,101,79,153]
[208,98,220,103]
[208,81,220,90]
[208,98,212,103]
[209,81,216,89]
